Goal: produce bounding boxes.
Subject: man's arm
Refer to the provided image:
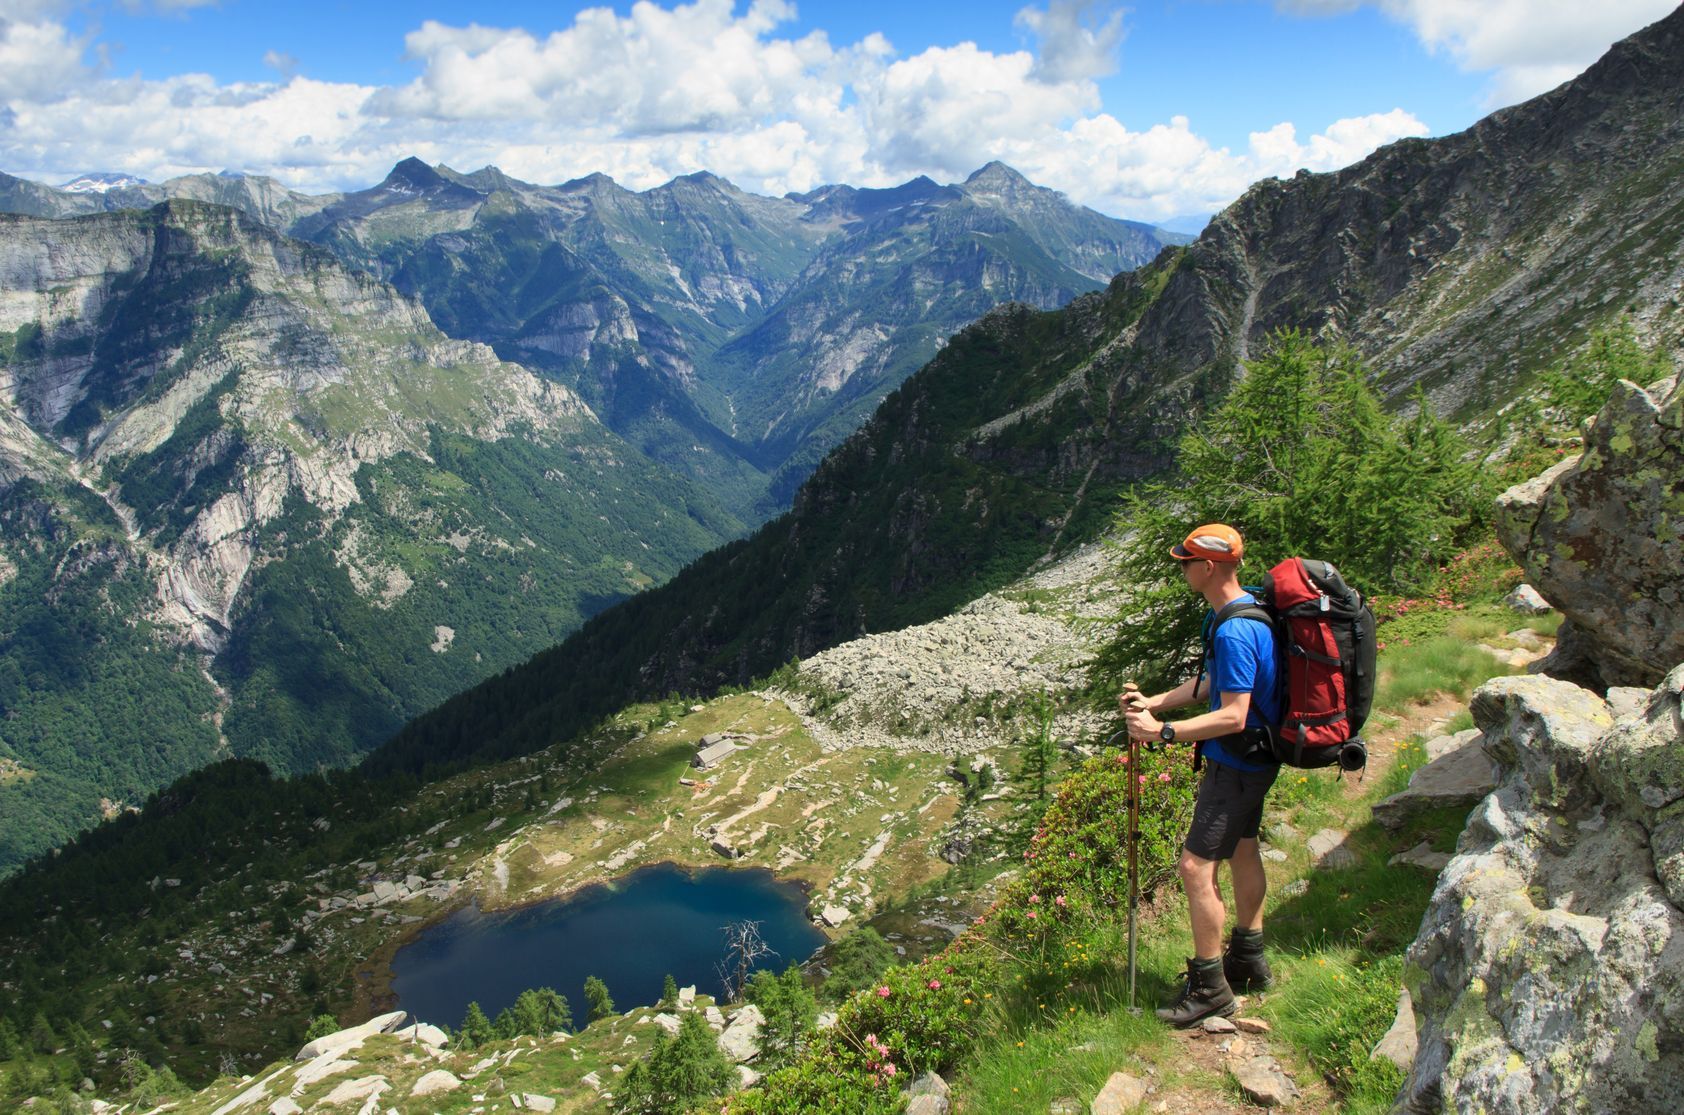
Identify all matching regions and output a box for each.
[1124,690,1250,743]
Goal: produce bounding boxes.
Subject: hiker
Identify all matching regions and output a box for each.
[1120,522,1278,1027]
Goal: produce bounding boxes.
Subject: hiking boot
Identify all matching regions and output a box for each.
[1224,927,1272,992]
[1156,957,1236,1028]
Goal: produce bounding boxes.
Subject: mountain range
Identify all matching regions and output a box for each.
[0,162,1183,870]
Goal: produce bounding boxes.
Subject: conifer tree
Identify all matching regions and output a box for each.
[661,973,679,1009]
[745,964,817,1070]
[611,1011,733,1113]
[457,1002,494,1049]
[584,976,615,1023]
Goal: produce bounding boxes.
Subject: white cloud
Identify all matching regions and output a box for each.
[1014,0,1126,83]
[1283,0,1678,104]
[0,0,1534,221]
[0,11,87,100]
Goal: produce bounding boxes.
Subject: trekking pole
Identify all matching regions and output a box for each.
[1127,728,1141,1013]
[1107,725,1143,1014]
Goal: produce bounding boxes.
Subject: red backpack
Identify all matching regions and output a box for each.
[1205,558,1376,770]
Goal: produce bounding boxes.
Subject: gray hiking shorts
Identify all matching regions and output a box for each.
[1184,759,1280,861]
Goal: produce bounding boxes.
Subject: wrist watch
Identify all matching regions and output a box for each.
[1159,723,1176,742]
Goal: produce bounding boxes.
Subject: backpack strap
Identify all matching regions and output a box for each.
[1194,600,1276,769]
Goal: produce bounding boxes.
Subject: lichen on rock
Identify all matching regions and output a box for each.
[1399,670,1684,1114]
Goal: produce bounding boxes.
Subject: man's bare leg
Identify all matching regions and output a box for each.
[1229,836,1267,931]
[1178,849,1226,958]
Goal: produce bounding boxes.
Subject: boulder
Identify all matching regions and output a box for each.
[678,984,697,1007]
[266,1100,302,1115]
[1306,828,1357,869]
[409,1070,461,1097]
[1370,987,1416,1072]
[393,1021,448,1048]
[717,1004,764,1062]
[909,1071,951,1102]
[906,1096,948,1115]
[1388,841,1452,872]
[294,1011,408,1061]
[522,1094,556,1112]
[652,1012,682,1036]
[1372,730,1494,830]
[1494,373,1684,689]
[318,1075,387,1107]
[1503,584,1552,614]
[1400,672,1682,1114]
[819,904,851,927]
[1089,1071,1148,1113]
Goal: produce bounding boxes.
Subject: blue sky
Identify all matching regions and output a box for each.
[2,1,1675,219]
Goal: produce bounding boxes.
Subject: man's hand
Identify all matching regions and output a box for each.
[1124,701,1163,742]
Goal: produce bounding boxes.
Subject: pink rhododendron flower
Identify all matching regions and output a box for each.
[1158,772,1172,782]
[928,979,942,990]
[1054,895,1067,907]
[877,985,892,998]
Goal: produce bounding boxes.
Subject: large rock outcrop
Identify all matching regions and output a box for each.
[1398,670,1684,1113]
[1495,372,1684,689]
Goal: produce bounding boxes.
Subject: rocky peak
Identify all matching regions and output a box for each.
[377,157,472,199]
[960,161,1041,205]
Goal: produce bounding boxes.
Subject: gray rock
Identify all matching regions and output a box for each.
[293,1010,408,1061]
[1230,1055,1299,1107]
[1089,1071,1148,1114]
[1049,1100,1083,1115]
[409,1070,461,1097]
[1369,987,1416,1071]
[1503,584,1552,614]
[677,985,697,1007]
[909,1071,951,1101]
[580,1071,603,1091]
[522,1094,556,1113]
[1201,1015,1238,1033]
[1494,373,1684,689]
[1389,840,1452,872]
[266,1100,302,1115]
[1401,672,1682,1115]
[737,1065,762,1089]
[906,1095,949,1115]
[1307,829,1357,869]
[652,1012,682,1036]
[716,1004,764,1063]
[1372,731,1496,831]
[1262,847,1288,862]
[1235,1017,1271,1034]
[819,903,851,927]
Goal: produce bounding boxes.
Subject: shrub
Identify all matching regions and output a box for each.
[995,748,1195,947]
[818,928,897,1004]
[723,1045,906,1114]
[303,1014,339,1042]
[832,940,1001,1077]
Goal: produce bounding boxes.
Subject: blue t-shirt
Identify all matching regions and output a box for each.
[1204,594,1280,771]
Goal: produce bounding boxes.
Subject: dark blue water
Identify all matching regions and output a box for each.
[389,862,826,1027]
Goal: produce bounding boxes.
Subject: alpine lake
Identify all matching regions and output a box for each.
[389,862,827,1026]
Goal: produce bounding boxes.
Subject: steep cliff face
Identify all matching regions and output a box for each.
[0,200,740,870]
[1175,6,1684,416]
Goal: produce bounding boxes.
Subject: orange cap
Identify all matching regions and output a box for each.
[1170,523,1244,563]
